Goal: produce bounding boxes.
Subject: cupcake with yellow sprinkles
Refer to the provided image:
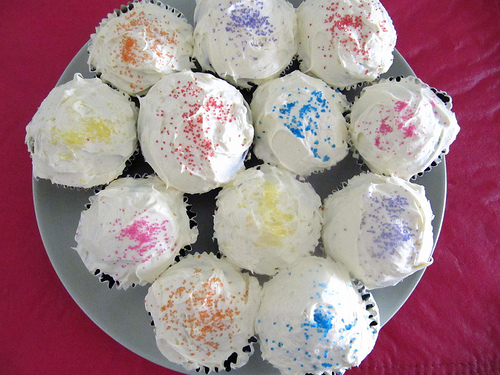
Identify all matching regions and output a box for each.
[213,164,323,276]
[25,73,138,188]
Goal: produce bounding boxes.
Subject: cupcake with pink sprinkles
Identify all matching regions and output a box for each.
[74,176,198,289]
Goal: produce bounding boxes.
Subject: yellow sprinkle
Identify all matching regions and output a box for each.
[256,182,294,246]
[51,117,117,148]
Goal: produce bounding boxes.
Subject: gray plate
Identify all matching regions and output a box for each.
[32,1,446,374]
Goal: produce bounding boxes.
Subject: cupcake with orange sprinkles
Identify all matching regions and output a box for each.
[88,0,194,96]
[144,252,261,372]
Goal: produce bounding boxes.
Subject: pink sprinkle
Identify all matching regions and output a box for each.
[117,218,170,258]
[377,117,393,135]
[394,101,408,113]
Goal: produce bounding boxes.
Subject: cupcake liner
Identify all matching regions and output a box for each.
[280,54,301,78]
[346,75,456,181]
[353,279,380,333]
[192,335,258,374]
[93,269,124,289]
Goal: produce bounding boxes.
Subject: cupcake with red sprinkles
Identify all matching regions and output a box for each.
[74,176,198,289]
[88,0,194,96]
[138,70,254,194]
[297,0,397,88]
[145,252,261,372]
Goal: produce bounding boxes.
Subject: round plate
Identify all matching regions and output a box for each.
[32,1,446,374]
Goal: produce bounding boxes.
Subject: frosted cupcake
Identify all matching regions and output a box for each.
[251,71,349,176]
[138,71,254,194]
[144,252,261,372]
[213,164,322,275]
[74,176,198,289]
[348,77,460,180]
[25,73,137,189]
[297,0,397,88]
[88,0,194,95]
[322,172,435,289]
[256,255,379,374]
[193,0,297,88]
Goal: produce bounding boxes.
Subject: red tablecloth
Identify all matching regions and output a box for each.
[2,0,499,374]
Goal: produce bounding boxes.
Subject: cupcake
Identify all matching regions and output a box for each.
[88,0,194,96]
[213,164,322,276]
[251,70,350,176]
[25,73,137,189]
[138,70,254,194]
[144,252,261,372]
[297,0,397,88]
[74,176,198,289]
[256,255,379,374]
[348,77,460,180]
[322,172,435,289]
[193,0,297,88]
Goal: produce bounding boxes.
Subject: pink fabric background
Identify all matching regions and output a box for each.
[2,0,499,373]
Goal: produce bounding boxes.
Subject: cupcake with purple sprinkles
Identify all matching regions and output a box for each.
[322,172,435,290]
[193,0,297,88]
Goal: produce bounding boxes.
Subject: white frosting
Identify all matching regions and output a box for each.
[193,0,297,88]
[322,172,435,289]
[349,77,460,180]
[144,252,261,371]
[251,71,349,176]
[256,256,379,375]
[74,176,198,289]
[25,73,137,188]
[138,71,254,194]
[213,165,322,275]
[297,0,397,88]
[88,2,194,95]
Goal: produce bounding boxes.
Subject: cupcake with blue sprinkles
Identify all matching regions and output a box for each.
[255,255,379,375]
[251,71,350,176]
